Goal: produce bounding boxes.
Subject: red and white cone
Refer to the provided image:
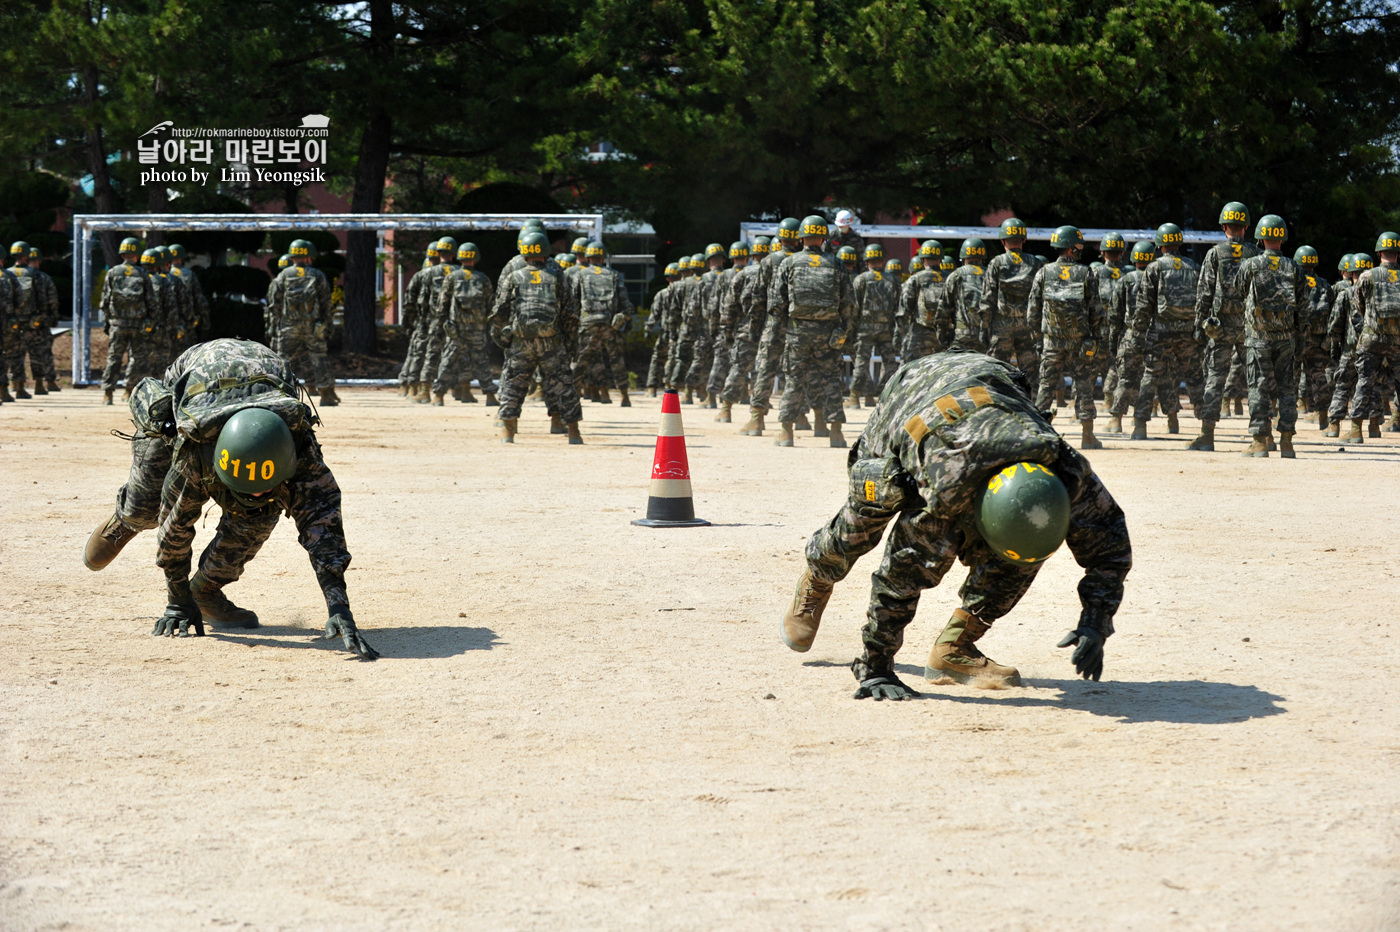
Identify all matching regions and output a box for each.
[632,389,710,528]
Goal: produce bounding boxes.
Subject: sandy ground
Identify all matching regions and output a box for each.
[1,386,1398,932]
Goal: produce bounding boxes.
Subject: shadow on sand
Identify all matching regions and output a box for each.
[210,624,500,659]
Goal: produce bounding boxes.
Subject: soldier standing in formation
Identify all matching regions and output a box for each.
[980,218,1043,396]
[571,240,634,406]
[414,237,457,403]
[400,242,440,398]
[1343,232,1400,442]
[1233,215,1305,456]
[98,239,162,404]
[1094,233,1127,410]
[167,244,210,354]
[432,242,499,407]
[937,237,987,353]
[684,243,725,408]
[899,240,947,362]
[719,239,767,420]
[1103,240,1156,434]
[1126,224,1198,440]
[644,262,680,397]
[266,238,339,406]
[1293,245,1333,428]
[1326,254,1367,437]
[666,254,703,403]
[846,242,899,407]
[708,241,749,420]
[1027,225,1104,450]
[4,241,60,398]
[1188,203,1259,450]
[744,219,802,436]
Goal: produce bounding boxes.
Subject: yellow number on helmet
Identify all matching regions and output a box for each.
[219,448,229,470]
[261,460,275,481]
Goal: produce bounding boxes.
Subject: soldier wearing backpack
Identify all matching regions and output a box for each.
[570,240,634,406]
[4,241,60,398]
[99,238,164,405]
[431,242,498,406]
[267,239,340,406]
[1126,224,1200,440]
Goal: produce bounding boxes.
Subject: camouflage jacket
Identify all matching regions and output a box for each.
[1326,281,1359,353]
[149,272,182,337]
[488,261,577,350]
[1299,272,1331,339]
[403,264,437,331]
[1128,253,1199,351]
[854,352,1131,635]
[100,261,161,331]
[163,268,195,338]
[268,264,333,332]
[653,283,680,339]
[1108,268,1146,355]
[1028,258,1101,343]
[1236,249,1304,344]
[422,262,458,327]
[979,249,1042,339]
[495,253,563,298]
[153,339,351,612]
[684,268,724,341]
[1093,261,1126,347]
[938,263,987,349]
[570,263,632,328]
[899,268,946,334]
[438,266,496,338]
[6,264,60,328]
[1194,239,1260,335]
[719,263,754,342]
[768,246,855,347]
[852,268,900,335]
[1353,263,1400,349]
[735,259,771,343]
[169,266,210,333]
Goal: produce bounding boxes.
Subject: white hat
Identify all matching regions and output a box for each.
[835,209,857,228]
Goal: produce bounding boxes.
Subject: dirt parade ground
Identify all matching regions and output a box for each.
[1,386,1397,931]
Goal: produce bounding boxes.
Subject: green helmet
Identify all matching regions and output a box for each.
[1131,240,1157,263]
[28,246,41,260]
[557,253,576,269]
[909,256,924,272]
[729,241,749,259]
[1219,201,1250,227]
[289,238,317,259]
[799,215,828,238]
[886,258,904,273]
[863,242,885,260]
[587,240,607,258]
[918,239,942,259]
[9,240,30,257]
[1099,231,1125,252]
[998,217,1027,240]
[521,219,545,231]
[1293,245,1318,267]
[838,245,858,263]
[1050,225,1083,250]
[518,230,550,258]
[940,254,955,273]
[213,408,298,499]
[777,217,801,242]
[437,237,457,254]
[155,246,171,263]
[960,238,987,261]
[457,242,478,262]
[277,254,293,269]
[973,462,1071,566]
[664,262,679,276]
[1339,254,1353,272]
[119,237,143,255]
[1090,261,1105,270]
[1354,253,1374,270]
[140,248,160,266]
[426,242,440,257]
[167,244,186,260]
[751,236,771,255]
[571,236,590,256]
[1254,215,1287,243]
[1154,223,1183,247]
[1374,232,1400,254]
[705,242,725,259]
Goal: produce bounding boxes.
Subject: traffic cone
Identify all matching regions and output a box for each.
[632,389,710,528]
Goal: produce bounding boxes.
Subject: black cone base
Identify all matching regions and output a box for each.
[632,496,709,528]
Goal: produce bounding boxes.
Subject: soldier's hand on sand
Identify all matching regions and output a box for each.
[153,603,205,638]
[1057,627,1105,681]
[852,673,920,701]
[322,611,379,660]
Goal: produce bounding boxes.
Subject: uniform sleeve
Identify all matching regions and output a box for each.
[99,269,112,317]
[559,273,579,346]
[1026,269,1045,336]
[979,259,1000,324]
[768,263,789,326]
[285,438,353,614]
[39,272,59,324]
[143,273,160,321]
[488,275,514,345]
[838,265,856,346]
[1292,268,1307,342]
[1057,446,1131,637]
[1129,265,1157,349]
[1082,268,1100,342]
[614,271,633,314]
[189,273,210,330]
[155,445,213,588]
[1194,250,1218,328]
[317,273,333,326]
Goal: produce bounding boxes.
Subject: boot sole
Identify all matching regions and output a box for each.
[780,617,813,652]
[206,616,261,630]
[924,664,1022,688]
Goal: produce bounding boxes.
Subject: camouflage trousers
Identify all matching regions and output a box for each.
[749,322,786,414]
[988,327,1040,399]
[1134,331,1195,422]
[806,485,1040,675]
[397,323,418,385]
[1225,346,1248,400]
[275,322,334,391]
[434,326,496,396]
[403,322,429,383]
[1184,342,1206,410]
[779,327,845,425]
[1245,339,1297,435]
[114,435,281,588]
[707,330,730,396]
[5,327,52,386]
[645,333,670,389]
[685,330,713,394]
[851,331,897,398]
[666,332,698,389]
[1109,334,1146,417]
[102,327,167,394]
[497,335,582,423]
[419,321,447,390]
[720,335,757,405]
[1296,336,1332,416]
[1328,349,1358,422]
[575,322,629,391]
[1201,335,1246,422]
[1035,339,1098,422]
[1349,343,1400,420]
[902,322,940,363]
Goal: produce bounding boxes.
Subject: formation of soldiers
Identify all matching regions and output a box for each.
[641,205,1400,457]
[1,241,62,403]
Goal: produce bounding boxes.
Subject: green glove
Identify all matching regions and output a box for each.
[322,607,379,660]
[852,673,920,701]
[1057,627,1105,681]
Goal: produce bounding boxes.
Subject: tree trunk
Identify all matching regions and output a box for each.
[343,111,392,354]
[81,64,120,266]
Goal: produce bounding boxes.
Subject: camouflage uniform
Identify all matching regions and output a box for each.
[571,264,633,393]
[824,228,866,257]
[1195,239,1261,422]
[749,246,795,414]
[146,269,181,365]
[4,263,59,389]
[1348,264,1400,420]
[433,266,496,397]
[1297,272,1333,415]
[898,267,946,362]
[1235,249,1304,435]
[112,339,352,613]
[100,259,165,394]
[1094,262,1127,404]
[850,267,900,398]
[768,245,855,425]
[1027,257,1102,421]
[802,353,1130,681]
[167,265,208,354]
[979,249,1043,396]
[644,284,673,391]
[400,263,435,386]
[489,261,582,424]
[720,263,762,404]
[1326,280,1361,423]
[1128,253,1199,423]
[1107,267,1148,418]
[684,268,720,394]
[665,272,700,390]
[937,263,987,353]
[419,259,458,389]
[708,267,745,397]
[267,263,335,392]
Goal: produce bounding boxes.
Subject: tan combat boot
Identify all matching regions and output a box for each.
[1265,432,1276,451]
[500,417,518,443]
[45,378,60,392]
[619,388,631,408]
[83,512,140,571]
[1242,433,1270,457]
[828,423,846,448]
[1278,430,1296,459]
[925,608,1022,688]
[550,414,567,434]
[844,391,861,408]
[1389,416,1400,433]
[566,421,584,445]
[416,386,434,404]
[102,389,114,405]
[1166,412,1179,434]
[1325,419,1340,438]
[1342,418,1364,444]
[398,382,410,397]
[1130,418,1148,440]
[780,568,834,652]
[1080,419,1103,450]
[707,391,719,409]
[600,387,613,404]
[190,571,259,629]
[1187,420,1215,452]
[1369,417,1383,438]
[740,409,765,436]
[1104,414,1123,434]
[320,385,340,407]
[1055,386,1066,407]
[812,408,829,438]
[683,388,694,405]
[646,387,657,398]
[432,391,445,406]
[795,413,812,430]
[775,422,795,447]
[484,391,499,407]
[459,383,478,403]
[715,401,731,423]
